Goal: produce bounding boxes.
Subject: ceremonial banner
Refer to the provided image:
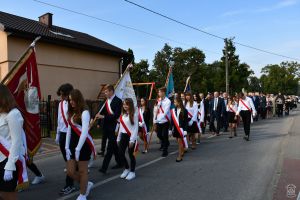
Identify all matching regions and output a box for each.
[165,67,175,98]
[1,38,41,159]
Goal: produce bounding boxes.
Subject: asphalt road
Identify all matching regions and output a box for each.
[19,109,298,200]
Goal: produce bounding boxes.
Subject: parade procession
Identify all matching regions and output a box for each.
[1,1,300,200]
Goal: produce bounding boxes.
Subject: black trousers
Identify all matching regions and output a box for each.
[210,111,221,134]
[277,104,283,117]
[222,112,229,131]
[156,122,169,153]
[101,131,122,171]
[27,162,42,177]
[59,132,74,187]
[240,110,251,136]
[118,133,136,172]
[100,131,108,153]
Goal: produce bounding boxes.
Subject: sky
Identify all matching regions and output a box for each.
[1,0,300,77]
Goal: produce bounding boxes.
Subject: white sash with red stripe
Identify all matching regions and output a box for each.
[68,119,96,158]
[170,109,188,148]
[0,135,28,190]
[228,105,236,113]
[188,111,201,133]
[119,115,139,156]
[105,100,114,115]
[138,108,149,143]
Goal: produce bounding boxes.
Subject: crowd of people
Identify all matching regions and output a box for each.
[0,81,298,200]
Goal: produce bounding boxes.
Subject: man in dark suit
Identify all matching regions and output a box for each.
[209,91,225,136]
[222,92,229,132]
[96,84,123,174]
[252,92,260,121]
[260,93,267,119]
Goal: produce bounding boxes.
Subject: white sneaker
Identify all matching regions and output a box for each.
[76,194,87,200]
[64,168,67,173]
[85,181,94,197]
[31,175,45,185]
[125,172,136,181]
[120,169,130,179]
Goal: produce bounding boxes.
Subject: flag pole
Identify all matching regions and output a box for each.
[1,36,41,84]
[89,62,133,129]
[183,76,190,93]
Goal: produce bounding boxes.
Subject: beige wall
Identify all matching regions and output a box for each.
[6,36,121,99]
[0,31,8,79]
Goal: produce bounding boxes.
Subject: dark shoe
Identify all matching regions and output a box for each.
[159,146,163,151]
[111,165,123,170]
[234,133,237,137]
[229,136,233,139]
[97,151,105,156]
[60,186,76,195]
[162,151,168,157]
[176,158,183,162]
[99,168,107,174]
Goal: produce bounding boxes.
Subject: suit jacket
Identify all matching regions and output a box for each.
[209,97,225,117]
[253,95,260,109]
[260,96,267,108]
[100,95,122,132]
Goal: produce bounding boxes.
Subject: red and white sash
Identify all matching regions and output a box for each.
[0,136,28,190]
[187,111,201,133]
[138,108,149,143]
[105,100,114,115]
[60,100,68,128]
[68,119,96,158]
[119,115,139,156]
[156,99,170,122]
[170,109,188,149]
[228,105,236,113]
[239,100,253,123]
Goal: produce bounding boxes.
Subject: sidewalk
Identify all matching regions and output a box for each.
[273,110,300,200]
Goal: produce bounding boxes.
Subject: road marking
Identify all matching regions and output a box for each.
[57,150,178,200]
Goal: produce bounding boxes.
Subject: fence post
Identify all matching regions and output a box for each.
[47,95,52,137]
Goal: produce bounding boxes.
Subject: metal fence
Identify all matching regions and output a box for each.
[40,96,103,138]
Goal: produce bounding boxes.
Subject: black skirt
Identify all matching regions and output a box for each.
[172,128,182,138]
[228,112,237,123]
[69,129,92,161]
[187,120,199,134]
[0,158,18,192]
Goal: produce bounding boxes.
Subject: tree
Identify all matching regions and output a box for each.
[221,38,253,93]
[122,48,134,73]
[260,62,300,94]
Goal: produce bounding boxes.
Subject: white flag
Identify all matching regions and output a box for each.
[115,70,137,107]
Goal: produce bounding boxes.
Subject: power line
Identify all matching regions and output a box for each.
[124,0,300,62]
[32,0,220,55]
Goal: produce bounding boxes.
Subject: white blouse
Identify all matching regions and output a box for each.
[117,111,138,143]
[185,101,198,122]
[237,97,257,115]
[65,110,90,151]
[0,108,25,171]
[57,100,68,133]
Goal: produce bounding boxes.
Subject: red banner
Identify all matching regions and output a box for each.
[2,47,41,158]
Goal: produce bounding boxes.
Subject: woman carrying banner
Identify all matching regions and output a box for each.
[236,92,257,141]
[185,93,199,150]
[65,89,95,200]
[138,97,150,154]
[169,96,188,162]
[0,84,27,200]
[55,83,75,195]
[117,98,138,181]
[227,97,238,138]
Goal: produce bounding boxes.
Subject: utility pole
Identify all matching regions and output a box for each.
[225,39,229,94]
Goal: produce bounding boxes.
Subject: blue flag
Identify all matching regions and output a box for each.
[166,67,175,98]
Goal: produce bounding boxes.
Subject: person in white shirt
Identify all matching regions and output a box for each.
[117,98,138,180]
[185,93,199,150]
[226,97,238,138]
[56,83,75,195]
[65,89,95,200]
[0,84,26,200]
[154,87,171,157]
[236,92,257,141]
